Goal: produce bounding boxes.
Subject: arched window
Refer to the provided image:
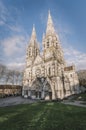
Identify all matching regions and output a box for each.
[29,48,31,56]
[56,42,58,46]
[47,40,49,48]
[44,44,45,48]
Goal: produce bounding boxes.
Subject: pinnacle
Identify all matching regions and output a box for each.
[48,10,51,20]
[48,10,53,24]
[29,25,40,49]
[29,24,37,44]
[46,10,55,35]
[42,33,45,39]
[31,24,36,39]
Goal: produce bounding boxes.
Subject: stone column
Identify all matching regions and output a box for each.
[42,91,45,99]
[38,92,39,99]
[22,89,24,96]
[51,82,56,100]
[28,90,31,97]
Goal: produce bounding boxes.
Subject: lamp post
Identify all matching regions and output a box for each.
[61,69,66,96]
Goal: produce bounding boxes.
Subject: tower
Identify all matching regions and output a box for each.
[26,25,40,67]
[42,11,66,99]
[23,25,40,87]
[42,11,65,78]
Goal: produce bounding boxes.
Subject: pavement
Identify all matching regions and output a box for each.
[0,96,86,108]
[62,100,86,107]
[0,96,38,107]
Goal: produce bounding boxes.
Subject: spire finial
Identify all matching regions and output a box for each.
[42,32,45,40]
[48,10,51,19]
[32,24,36,37]
[30,24,37,42]
[32,24,35,33]
[46,10,55,35]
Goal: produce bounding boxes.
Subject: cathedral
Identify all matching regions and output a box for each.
[22,11,79,100]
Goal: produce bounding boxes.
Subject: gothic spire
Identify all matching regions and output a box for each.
[42,33,45,40]
[28,25,40,53]
[46,10,55,35]
[30,24,37,43]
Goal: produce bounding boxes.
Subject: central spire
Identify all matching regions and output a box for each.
[30,24,36,41]
[46,10,55,35]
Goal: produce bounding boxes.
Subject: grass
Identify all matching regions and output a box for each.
[0,102,86,130]
[69,93,86,101]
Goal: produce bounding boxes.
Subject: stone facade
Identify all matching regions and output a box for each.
[22,11,80,100]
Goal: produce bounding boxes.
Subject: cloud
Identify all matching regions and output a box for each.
[7,62,25,70]
[0,0,28,69]
[57,24,86,70]
[0,33,29,70]
[58,26,86,70]
[2,35,27,56]
[63,46,86,70]
[0,1,8,26]
[0,1,23,33]
[7,25,22,32]
[0,20,5,25]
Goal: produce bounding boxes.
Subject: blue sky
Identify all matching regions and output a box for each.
[0,0,86,70]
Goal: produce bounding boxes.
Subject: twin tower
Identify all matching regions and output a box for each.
[22,11,79,100]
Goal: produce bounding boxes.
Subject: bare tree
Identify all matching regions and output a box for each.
[9,70,16,85]
[0,64,6,83]
[6,70,23,85]
[15,71,22,85]
[0,64,23,85]
[77,70,86,88]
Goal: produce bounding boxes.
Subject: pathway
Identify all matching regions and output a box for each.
[0,96,38,107]
[62,100,86,107]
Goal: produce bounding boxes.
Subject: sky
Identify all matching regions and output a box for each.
[0,0,86,70]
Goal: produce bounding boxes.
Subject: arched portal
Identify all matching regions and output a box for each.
[30,77,52,100]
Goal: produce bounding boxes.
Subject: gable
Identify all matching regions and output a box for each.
[34,55,43,65]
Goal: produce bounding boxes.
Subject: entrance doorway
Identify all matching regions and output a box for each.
[49,92,52,100]
[35,91,41,99]
[31,77,52,100]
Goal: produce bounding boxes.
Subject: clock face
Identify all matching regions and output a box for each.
[35,68,41,76]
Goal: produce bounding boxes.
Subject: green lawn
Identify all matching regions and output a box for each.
[0,102,86,130]
[69,93,86,101]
